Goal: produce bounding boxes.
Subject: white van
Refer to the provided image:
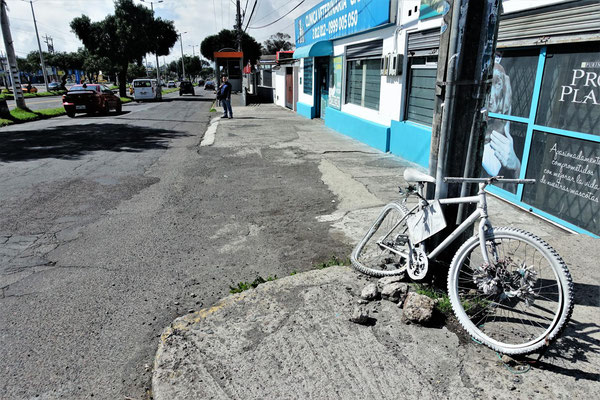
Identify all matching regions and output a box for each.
[132,79,162,101]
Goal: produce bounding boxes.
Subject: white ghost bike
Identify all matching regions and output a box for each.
[351,168,573,355]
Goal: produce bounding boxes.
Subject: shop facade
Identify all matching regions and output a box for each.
[292,0,599,236]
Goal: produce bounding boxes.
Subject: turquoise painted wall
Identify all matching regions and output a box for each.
[389,121,431,169]
[296,102,315,119]
[324,107,390,152]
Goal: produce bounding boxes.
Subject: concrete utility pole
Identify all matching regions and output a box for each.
[0,0,26,109]
[26,0,49,92]
[235,0,242,51]
[179,32,186,80]
[427,0,502,260]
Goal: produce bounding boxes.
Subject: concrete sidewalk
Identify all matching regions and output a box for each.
[153,104,599,399]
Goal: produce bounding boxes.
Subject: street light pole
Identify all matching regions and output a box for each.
[178,32,186,80]
[189,45,198,58]
[26,0,49,92]
[140,0,163,97]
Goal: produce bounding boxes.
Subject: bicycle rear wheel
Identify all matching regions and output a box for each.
[351,202,412,277]
[448,227,573,355]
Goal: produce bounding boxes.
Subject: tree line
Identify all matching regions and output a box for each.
[15,0,295,96]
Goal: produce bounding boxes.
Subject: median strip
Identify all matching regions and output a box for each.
[0,107,67,127]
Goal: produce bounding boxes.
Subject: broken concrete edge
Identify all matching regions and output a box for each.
[151,266,355,376]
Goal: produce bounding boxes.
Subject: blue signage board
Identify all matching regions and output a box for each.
[295,0,392,47]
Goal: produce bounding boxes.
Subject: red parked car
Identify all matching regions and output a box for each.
[62,84,122,117]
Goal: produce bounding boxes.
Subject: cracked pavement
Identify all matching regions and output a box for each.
[0,95,354,399]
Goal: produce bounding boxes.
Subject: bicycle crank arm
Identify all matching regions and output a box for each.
[377,242,410,259]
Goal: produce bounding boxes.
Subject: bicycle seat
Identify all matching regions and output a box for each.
[404,168,436,184]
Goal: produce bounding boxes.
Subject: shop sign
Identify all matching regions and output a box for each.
[295,0,391,47]
[329,56,343,110]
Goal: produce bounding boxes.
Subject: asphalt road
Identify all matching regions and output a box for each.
[5,88,121,111]
[0,90,347,399]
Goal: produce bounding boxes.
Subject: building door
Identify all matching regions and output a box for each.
[315,57,329,119]
[285,67,293,109]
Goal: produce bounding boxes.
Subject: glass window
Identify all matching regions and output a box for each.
[405,55,437,126]
[489,49,538,118]
[134,80,152,87]
[481,119,528,194]
[303,59,313,95]
[535,43,600,135]
[523,131,599,235]
[345,58,381,110]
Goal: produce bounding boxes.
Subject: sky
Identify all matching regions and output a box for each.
[2,0,320,65]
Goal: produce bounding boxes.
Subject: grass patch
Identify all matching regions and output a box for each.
[415,284,492,316]
[163,88,179,94]
[10,108,38,122]
[229,275,278,294]
[0,90,66,100]
[35,107,66,117]
[120,97,133,103]
[416,285,453,314]
[0,106,68,126]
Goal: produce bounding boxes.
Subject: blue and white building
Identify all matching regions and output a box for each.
[291,0,600,237]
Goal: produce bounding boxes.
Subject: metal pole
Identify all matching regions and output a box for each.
[28,0,49,92]
[179,33,186,80]
[150,1,162,98]
[236,0,242,51]
[1,0,26,108]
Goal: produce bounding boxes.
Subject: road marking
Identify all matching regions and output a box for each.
[201,117,221,146]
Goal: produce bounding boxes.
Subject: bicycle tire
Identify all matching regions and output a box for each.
[448,227,573,355]
[351,202,412,277]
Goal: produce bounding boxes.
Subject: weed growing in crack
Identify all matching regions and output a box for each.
[229,276,278,294]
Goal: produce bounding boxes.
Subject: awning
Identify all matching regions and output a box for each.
[293,41,333,59]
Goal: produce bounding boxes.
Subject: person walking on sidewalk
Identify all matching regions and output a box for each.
[217,76,233,119]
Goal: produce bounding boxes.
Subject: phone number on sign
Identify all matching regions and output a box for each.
[312,10,358,40]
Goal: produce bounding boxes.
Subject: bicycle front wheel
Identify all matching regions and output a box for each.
[448,227,573,355]
[351,202,412,277]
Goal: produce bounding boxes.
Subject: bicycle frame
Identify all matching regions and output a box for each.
[380,177,535,266]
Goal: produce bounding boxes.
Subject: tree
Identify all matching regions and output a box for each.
[262,33,294,55]
[70,0,178,96]
[200,29,262,65]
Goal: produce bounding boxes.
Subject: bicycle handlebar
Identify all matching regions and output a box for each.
[444,177,536,184]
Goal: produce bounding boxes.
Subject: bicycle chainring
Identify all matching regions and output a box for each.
[407,247,428,280]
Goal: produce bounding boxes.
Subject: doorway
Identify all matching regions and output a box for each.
[315,57,329,119]
[285,67,294,109]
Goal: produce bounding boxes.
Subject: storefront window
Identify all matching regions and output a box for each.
[303,59,313,95]
[405,55,437,126]
[481,119,527,194]
[535,43,600,135]
[523,131,599,235]
[345,58,381,110]
[491,50,538,118]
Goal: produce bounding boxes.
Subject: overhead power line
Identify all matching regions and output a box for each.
[243,0,258,31]
[248,0,307,30]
